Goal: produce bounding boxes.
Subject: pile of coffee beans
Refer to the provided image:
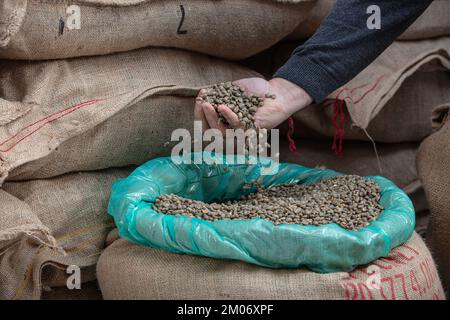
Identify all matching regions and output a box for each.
[154,175,384,230]
[199,82,265,129]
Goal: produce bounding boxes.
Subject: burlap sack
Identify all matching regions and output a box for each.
[287,0,450,41]
[42,281,102,300]
[285,0,334,41]
[417,103,450,295]
[287,70,450,143]
[0,167,133,300]
[278,139,428,213]
[0,0,314,61]
[0,0,27,47]
[97,232,445,300]
[0,47,260,184]
[273,38,450,143]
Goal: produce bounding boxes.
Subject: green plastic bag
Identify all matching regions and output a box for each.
[108,152,415,272]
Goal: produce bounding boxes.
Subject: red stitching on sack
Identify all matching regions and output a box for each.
[357,283,374,300]
[394,273,409,300]
[0,99,102,153]
[380,276,396,300]
[286,75,385,158]
[410,269,424,296]
[371,261,393,271]
[394,250,416,262]
[331,75,385,158]
[420,260,433,290]
[338,75,385,105]
[331,94,340,156]
[424,257,437,284]
[343,282,358,300]
[401,243,420,256]
[286,116,299,154]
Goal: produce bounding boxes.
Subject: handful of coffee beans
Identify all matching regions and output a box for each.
[154,175,384,231]
[199,81,267,129]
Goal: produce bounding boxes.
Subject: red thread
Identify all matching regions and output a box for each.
[0,99,102,153]
[330,75,385,158]
[287,116,299,154]
[331,88,346,158]
[333,75,385,105]
[338,98,345,157]
[331,97,339,152]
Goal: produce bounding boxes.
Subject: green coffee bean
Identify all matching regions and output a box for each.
[154,175,384,231]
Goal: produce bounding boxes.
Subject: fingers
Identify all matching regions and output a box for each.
[234,78,269,97]
[194,93,209,130]
[202,103,227,134]
[217,104,241,128]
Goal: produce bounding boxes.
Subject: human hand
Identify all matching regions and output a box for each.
[194,77,312,133]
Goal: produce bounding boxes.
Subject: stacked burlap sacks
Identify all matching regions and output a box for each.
[97,232,445,300]
[0,48,263,183]
[417,104,450,295]
[287,0,450,41]
[0,0,314,60]
[0,0,318,300]
[0,168,132,299]
[0,47,266,299]
[96,3,448,299]
[1,0,448,300]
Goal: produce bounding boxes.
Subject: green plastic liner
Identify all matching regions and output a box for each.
[108,152,415,272]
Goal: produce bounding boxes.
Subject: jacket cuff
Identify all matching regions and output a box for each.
[273,55,341,103]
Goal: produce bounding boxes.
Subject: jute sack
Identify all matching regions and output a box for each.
[285,69,450,143]
[276,38,450,143]
[287,0,450,41]
[0,0,314,61]
[417,103,450,295]
[0,47,260,184]
[42,281,102,300]
[278,139,428,213]
[0,167,133,300]
[97,232,445,300]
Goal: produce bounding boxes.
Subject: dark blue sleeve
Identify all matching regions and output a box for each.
[273,0,433,103]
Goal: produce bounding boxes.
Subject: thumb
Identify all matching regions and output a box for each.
[233,78,269,97]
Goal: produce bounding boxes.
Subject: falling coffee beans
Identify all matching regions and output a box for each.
[199,82,270,129]
[154,175,384,231]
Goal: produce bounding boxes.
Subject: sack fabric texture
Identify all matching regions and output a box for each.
[0,47,260,185]
[0,0,314,60]
[0,167,133,300]
[97,232,445,300]
[417,104,450,295]
[41,280,102,300]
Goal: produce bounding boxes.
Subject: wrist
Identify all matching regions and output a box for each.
[269,77,313,114]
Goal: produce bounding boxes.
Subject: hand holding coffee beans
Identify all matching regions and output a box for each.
[195,78,313,132]
[197,81,265,130]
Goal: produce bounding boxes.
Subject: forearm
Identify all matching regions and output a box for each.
[274,0,433,103]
